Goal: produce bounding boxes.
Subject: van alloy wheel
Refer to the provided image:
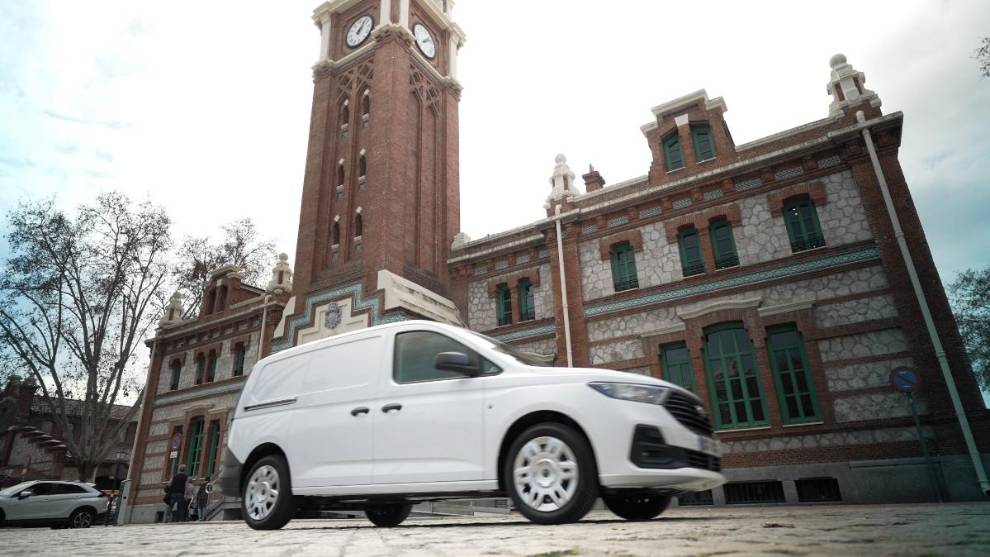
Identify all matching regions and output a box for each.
[245,464,280,521]
[513,435,580,512]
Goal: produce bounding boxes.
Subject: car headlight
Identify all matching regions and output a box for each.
[589,382,670,405]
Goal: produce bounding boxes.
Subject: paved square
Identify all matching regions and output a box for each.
[2,503,988,556]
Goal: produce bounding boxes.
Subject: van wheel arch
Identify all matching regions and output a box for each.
[496,411,598,493]
[242,443,289,491]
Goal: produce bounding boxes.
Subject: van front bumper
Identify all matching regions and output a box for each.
[218,448,243,498]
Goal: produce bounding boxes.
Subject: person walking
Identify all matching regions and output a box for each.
[169,464,190,522]
[196,476,211,521]
[184,476,197,521]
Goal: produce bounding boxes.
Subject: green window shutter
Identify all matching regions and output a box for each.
[610,242,639,291]
[692,125,716,161]
[186,417,205,477]
[204,421,221,477]
[496,285,512,326]
[232,344,245,377]
[661,343,695,391]
[519,279,535,321]
[170,362,181,391]
[767,325,820,424]
[784,197,826,252]
[678,228,705,277]
[195,357,205,385]
[206,353,217,383]
[709,220,739,269]
[703,323,768,429]
[663,134,684,171]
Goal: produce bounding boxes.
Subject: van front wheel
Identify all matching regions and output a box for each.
[242,454,296,530]
[504,423,598,524]
[602,492,671,521]
[366,503,412,527]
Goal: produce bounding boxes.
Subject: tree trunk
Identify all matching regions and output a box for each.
[76,460,96,483]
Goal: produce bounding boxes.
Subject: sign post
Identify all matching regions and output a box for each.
[890,368,943,502]
[169,432,183,477]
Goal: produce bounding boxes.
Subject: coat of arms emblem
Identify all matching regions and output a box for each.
[324,301,342,329]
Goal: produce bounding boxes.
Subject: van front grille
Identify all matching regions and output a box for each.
[663,391,714,436]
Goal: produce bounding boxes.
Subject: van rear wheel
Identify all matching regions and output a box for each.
[602,492,671,521]
[504,422,598,524]
[242,454,296,530]
[366,503,412,527]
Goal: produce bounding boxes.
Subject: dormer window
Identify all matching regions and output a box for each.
[663,133,684,172]
[691,124,716,162]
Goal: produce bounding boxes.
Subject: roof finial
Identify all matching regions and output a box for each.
[545,154,577,209]
[826,53,881,117]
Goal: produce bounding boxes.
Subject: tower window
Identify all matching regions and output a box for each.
[783,196,826,252]
[359,154,367,181]
[169,360,182,391]
[767,324,820,424]
[206,350,218,383]
[361,90,370,118]
[663,133,684,172]
[519,278,535,321]
[337,162,345,187]
[678,226,705,277]
[610,241,639,292]
[195,353,205,385]
[354,213,363,238]
[709,219,739,269]
[340,100,350,128]
[692,124,716,162]
[496,284,512,326]
[331,221,340,247]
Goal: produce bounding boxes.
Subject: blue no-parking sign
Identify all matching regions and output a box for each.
[890,367,920,393]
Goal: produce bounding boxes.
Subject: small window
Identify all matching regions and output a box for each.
[361,91,370,117]
[724,481,786,504]
[709,219,739,269]
[796,478,842,502]
[56,483,87,494]
[331,222,340,247]
[195,354,205,385]
[340,100,350,127]
[767,324,820,424]
[496,284,512,326]
[661,343,695,391]
[519,278,535,321]
[358,154,367,179]
[678,227,705,277]
[663,133,684,171]
[783,196,826,252]
[610,242,639,292]
[337,163,345,187]
[691,124,716,162]
[169,360,182,391]
[354,214,363,238]
[393,331,497,383]
[206,351,218,383]
[232,344,246,377]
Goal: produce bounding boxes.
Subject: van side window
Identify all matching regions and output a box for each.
[393,331,499,383]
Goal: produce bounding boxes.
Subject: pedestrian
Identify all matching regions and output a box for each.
[196,476,211,521]
[169,464,190,522]
[162,484,173,523]
[185,475,197,521]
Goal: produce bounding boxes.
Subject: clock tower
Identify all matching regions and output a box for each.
[273,0,466,350]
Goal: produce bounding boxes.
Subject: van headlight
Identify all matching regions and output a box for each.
[588,382,670,405]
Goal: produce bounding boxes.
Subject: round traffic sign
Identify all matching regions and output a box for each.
[890,367,920,393]
[170,432,183,450]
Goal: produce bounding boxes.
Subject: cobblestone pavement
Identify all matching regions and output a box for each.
[2,503,988,556]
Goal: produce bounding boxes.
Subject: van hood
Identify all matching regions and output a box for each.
[525,366,699,401]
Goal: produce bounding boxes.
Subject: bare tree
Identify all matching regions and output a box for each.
[0,193,171,481]
[950,266,990,390]
[978,36,990,78]
[171,219,276,318]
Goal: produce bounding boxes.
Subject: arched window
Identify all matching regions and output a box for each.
[206,350,218,383]
[354,213,363,238]
[358,153,367,180]
[703,323,768,429]
[361,90,370,117]
[340,99,350,127]
[337,162,345,187]
[332,221,340,246]
[783,195,825,252]
[169,360,182,391]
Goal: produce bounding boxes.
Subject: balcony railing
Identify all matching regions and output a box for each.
[790,234,826,252]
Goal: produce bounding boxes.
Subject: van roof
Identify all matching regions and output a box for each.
[259,320,466,365]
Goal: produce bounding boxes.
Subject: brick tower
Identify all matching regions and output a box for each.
[273,0,466,350]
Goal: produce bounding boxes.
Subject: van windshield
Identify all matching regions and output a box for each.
[467,332,553,367]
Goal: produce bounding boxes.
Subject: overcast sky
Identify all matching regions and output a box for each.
[1,1,989,401]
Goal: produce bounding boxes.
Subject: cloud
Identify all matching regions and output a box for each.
[42,109,130,130]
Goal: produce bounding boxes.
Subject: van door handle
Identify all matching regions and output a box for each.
[350,407,370,416]
[381,403,402,413]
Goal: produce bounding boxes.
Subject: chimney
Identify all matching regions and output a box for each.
[582,165,605,193]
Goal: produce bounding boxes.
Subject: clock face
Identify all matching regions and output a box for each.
[346,15,374,48]
[412,23,436,59]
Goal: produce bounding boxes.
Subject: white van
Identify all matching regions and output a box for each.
[219,320,723,528]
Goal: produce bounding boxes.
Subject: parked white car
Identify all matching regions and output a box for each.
[0,480,108,528]
[220,321,724,529]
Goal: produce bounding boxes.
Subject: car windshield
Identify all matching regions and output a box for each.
[468,332,553,367]
[0,481,34,496]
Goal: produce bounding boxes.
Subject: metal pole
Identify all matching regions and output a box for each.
[553,204,574,367]
[907,392,943,502]
[857,110,990,496]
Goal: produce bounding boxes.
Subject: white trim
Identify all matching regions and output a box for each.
[639,323,686,338]
[757,299,815,317]
[782,421,825,428]
[676,295,763,320]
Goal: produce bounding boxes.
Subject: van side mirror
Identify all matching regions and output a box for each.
[434,351,481,376]
[18,490,34,499]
